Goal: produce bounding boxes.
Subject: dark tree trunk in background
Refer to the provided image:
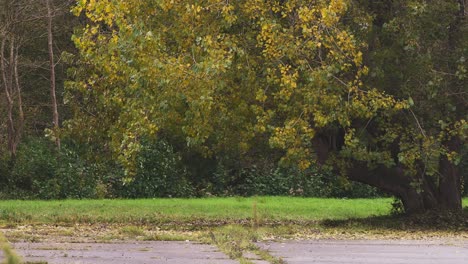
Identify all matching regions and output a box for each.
[1,38,16,157]
[1,34,23,158]
[437,138,463,211]
[0,0,25,158]
[45,0,60,150]
[14,40,24,141]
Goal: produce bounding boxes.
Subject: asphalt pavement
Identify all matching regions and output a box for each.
[257,239,468,264]
[5,241,237,264]
[2,239,468,263]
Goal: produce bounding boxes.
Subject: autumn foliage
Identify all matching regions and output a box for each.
[0,0,466,214]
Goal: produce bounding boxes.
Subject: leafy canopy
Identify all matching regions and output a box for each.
[68,0,447,175]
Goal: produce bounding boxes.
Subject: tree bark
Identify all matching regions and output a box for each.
[45,0,60,149]
[459,0,467,17]
[1,36,17,157]
[437,137,463,210]
[13,40,24,142]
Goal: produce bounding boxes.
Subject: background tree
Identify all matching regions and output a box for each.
[0,0,26,158]
[0,0,464,205]
[67,0,467,213]
[338,0,467,213]
[44,0,61,149]
[0,0,77,192]
[0,0,75,151]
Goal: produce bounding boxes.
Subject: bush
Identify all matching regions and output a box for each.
[1,137,384,199]
[8,138,60,199]
[213,161,383,198]
[116,140,194,198]
[53,148,103,199]
[5,138,101,199]
[2,138,194,199]
[0,154,10,188]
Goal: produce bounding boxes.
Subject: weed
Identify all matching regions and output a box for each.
[1,232,22,264]
[119,226,145,237]
[253,248,286,264]
[252,199,259,230]
[142,233,190,241]
[208,226,284,264]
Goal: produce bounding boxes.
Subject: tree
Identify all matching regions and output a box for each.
[1,0,26,158]
[44,0,61,149]
[68,0,466,213]
[0,0,76,158]
[342,0,467,213]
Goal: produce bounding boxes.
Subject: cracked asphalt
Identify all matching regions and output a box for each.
[3,241,237,264]
[257,239,468,264]
[2,239,468,263]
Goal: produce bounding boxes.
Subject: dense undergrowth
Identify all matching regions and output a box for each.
[0,138,384,200]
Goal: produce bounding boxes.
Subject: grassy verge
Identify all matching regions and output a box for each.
[1,198,467,263]
[0,197,394,225]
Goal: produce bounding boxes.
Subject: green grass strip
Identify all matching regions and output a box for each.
[0,197,466,225]
[0,197,395,224]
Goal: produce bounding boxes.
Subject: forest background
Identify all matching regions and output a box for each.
[0,0,466,214]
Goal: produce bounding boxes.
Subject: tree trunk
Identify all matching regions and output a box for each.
[314,136,463,214]
[13,41,24,142]
[1,37,17,157]
[45,0,60,150]
[346,162,461,214]
[437,137,463,210]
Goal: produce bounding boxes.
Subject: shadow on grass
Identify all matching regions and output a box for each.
[320,207,468,232]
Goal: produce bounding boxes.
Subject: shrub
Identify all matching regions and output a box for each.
[6,138,101,199]
[0,154,10,188]
[8,138,60,199]
[1,136,385,199]
[215,161,383,198]
[53,147,102,199]
[117,140,194,198]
